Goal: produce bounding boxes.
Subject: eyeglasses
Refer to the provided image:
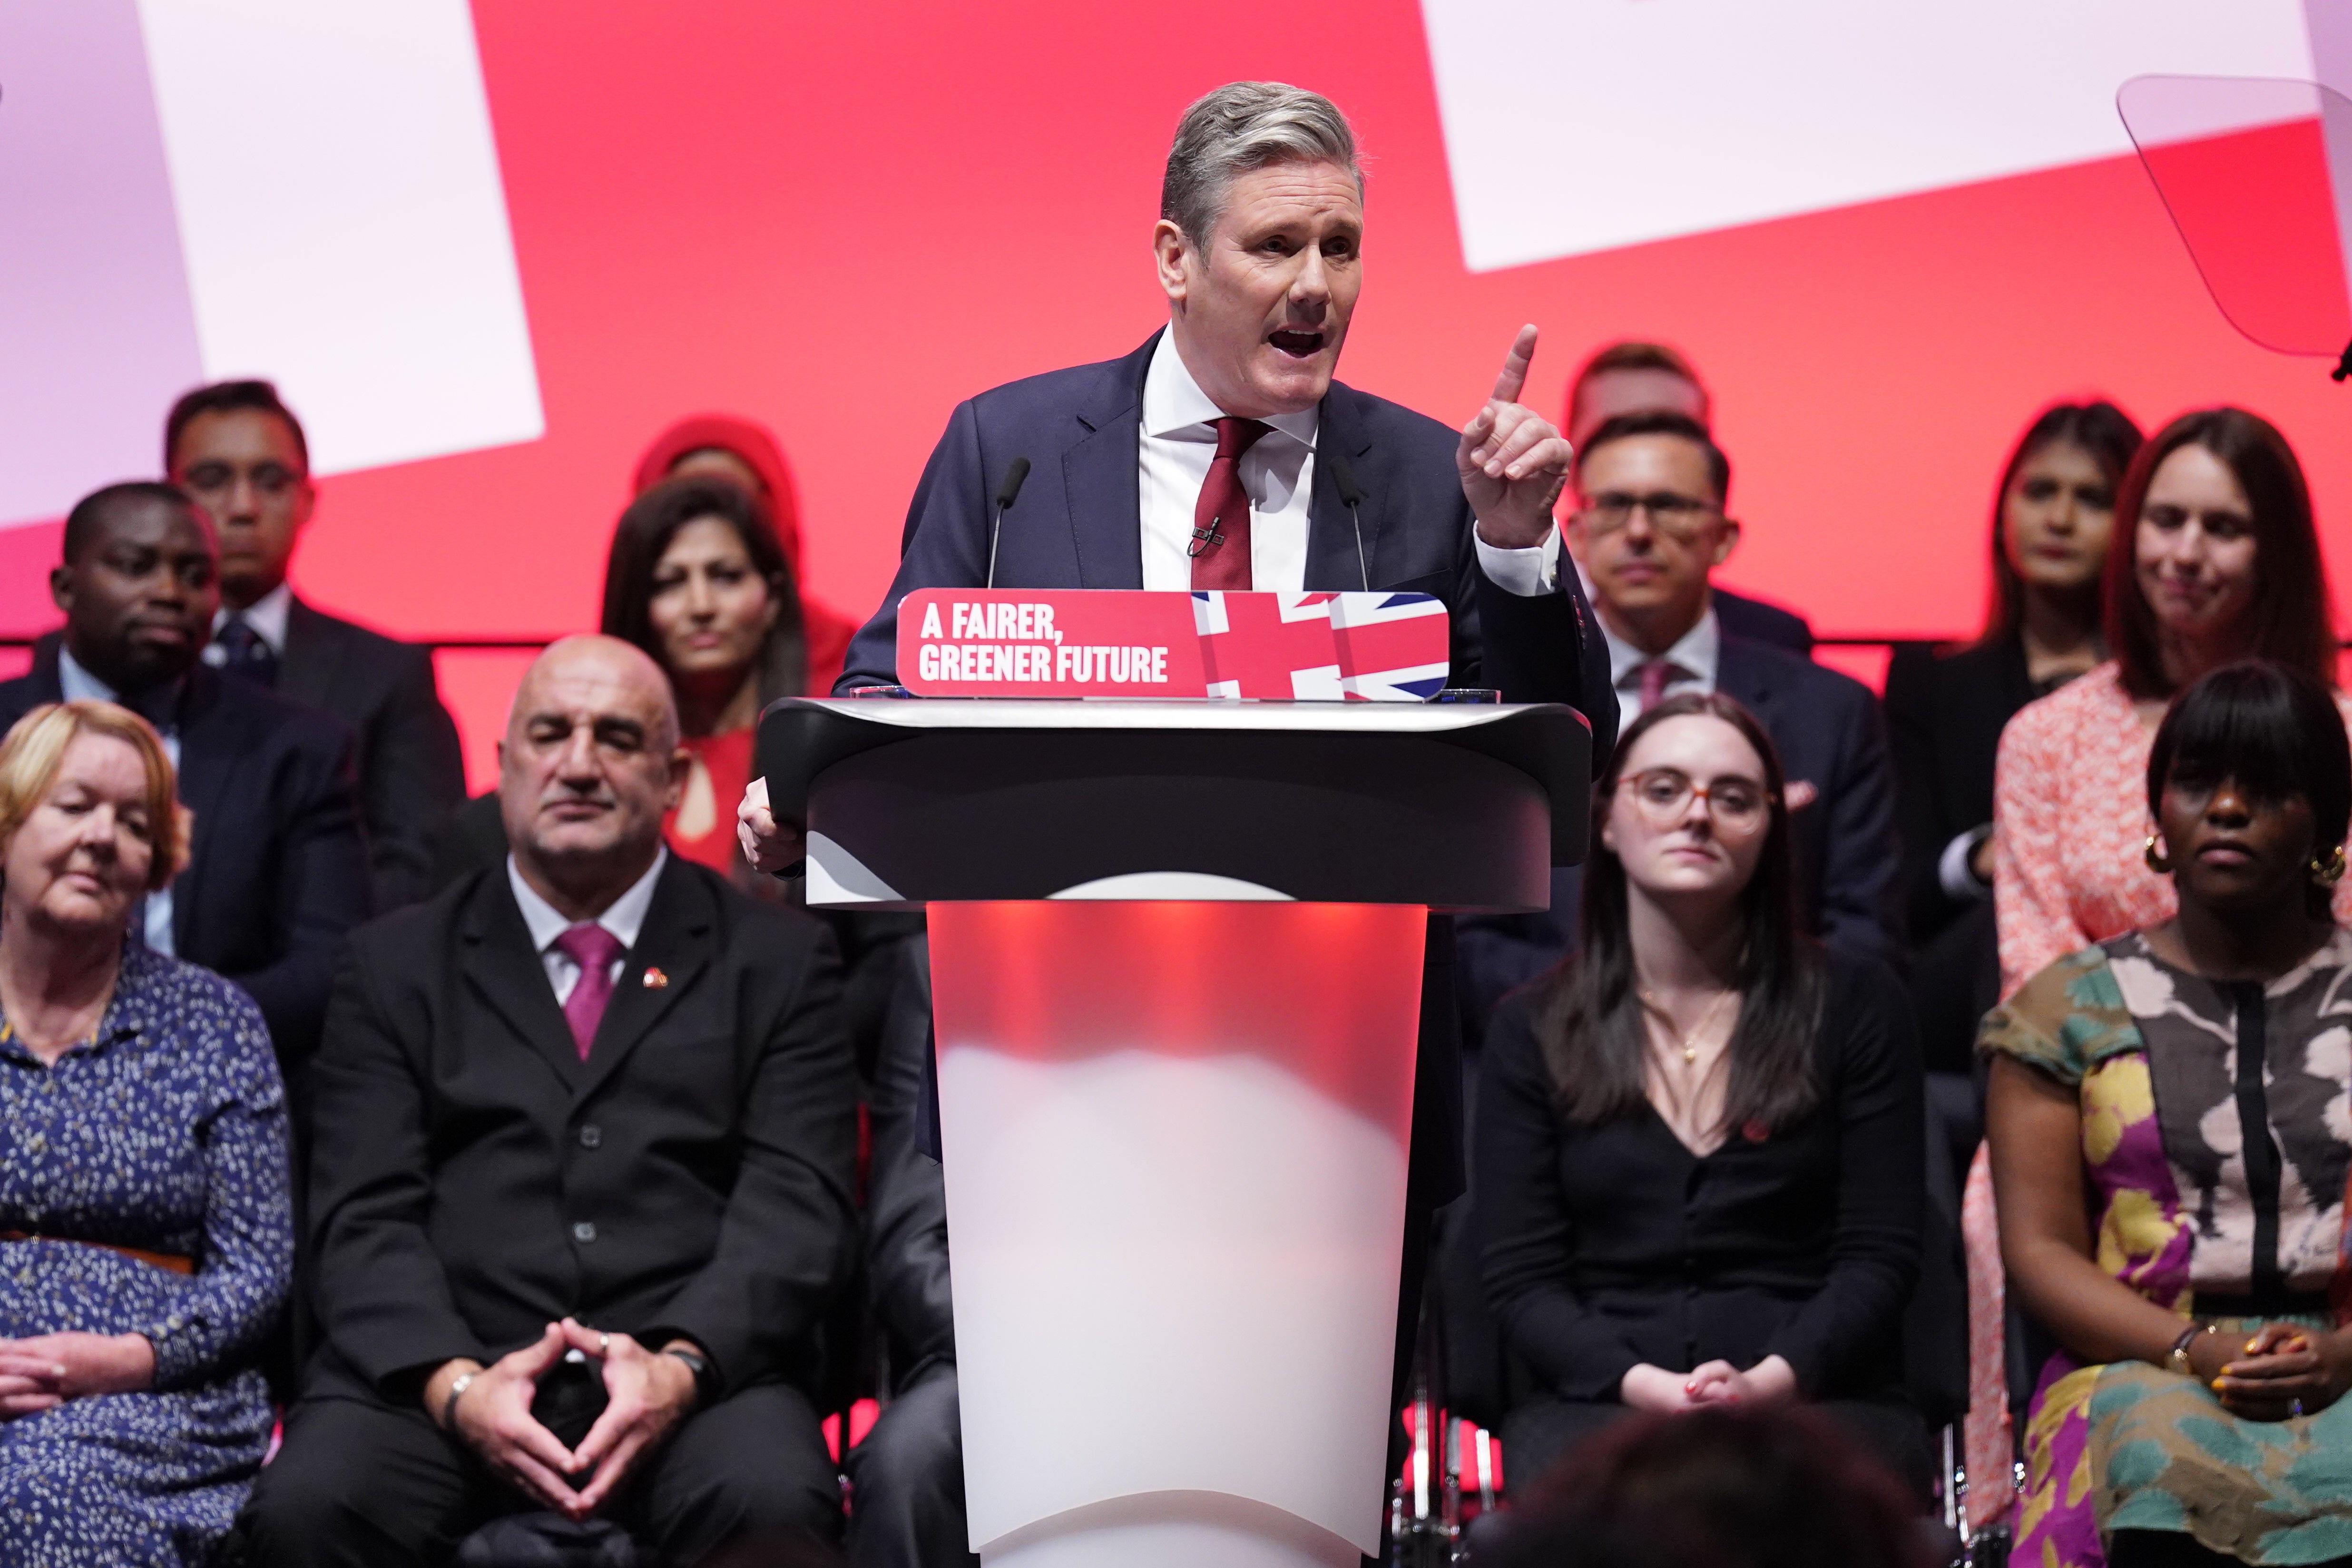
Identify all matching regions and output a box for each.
[1616,767,1774,830]
[1577,491,1721,541]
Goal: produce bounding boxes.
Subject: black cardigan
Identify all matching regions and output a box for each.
[1475,953,1923,1402]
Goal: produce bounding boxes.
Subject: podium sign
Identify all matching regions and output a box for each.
[896,588,1451,700]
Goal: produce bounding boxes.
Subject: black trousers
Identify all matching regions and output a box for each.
[844,1362,977,1568]
[239,1385,840,1568]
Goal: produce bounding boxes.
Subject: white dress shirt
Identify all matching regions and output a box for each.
[506,848,667,1006]
[1136,331,1561,595]
[204,580,293,665]
[1597,606,1722,734]
[58,647,180,956]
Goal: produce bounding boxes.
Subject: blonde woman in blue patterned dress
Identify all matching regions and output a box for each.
[0,700,293,1565]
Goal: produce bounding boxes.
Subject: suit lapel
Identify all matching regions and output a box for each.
[169,670,237,951]
[1060,334,1156,589]
[1712,640,1780,723]
[573,860,711,1104]
[1304,383,1382,591]
[461,877,587,1092]
[277,598,343,708]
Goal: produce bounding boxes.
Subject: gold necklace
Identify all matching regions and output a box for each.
[1638,986,1736,1064]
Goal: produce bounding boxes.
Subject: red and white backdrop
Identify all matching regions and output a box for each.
[6,0,2350,786]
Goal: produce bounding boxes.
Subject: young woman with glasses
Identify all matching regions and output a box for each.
[1475,692,1930,1496]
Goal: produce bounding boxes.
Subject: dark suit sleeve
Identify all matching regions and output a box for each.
[1813,679,1908,970]
[309,935,492,1393]
[1468,544,1617,776]
[838,398,990,692]
[865,938,956,1382]
[359,643,467,910]
[1475,996,1646,1400]
[1762,960,1924,1394]
[229,724,373,1063]
[642,923,859,1394]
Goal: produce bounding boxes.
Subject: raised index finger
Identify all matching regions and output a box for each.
[1490,323,1540,405]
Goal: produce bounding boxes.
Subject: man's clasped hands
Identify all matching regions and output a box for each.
[421,1318,705,1517]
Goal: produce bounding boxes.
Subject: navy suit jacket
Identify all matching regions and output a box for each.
[280,597,466,911]
[835,332,1617,1206]
[0,645,371,1070]
[1455,636,1906,1047]
[840,331,1616,728]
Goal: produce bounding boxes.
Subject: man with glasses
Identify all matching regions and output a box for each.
[1562,342,1813,653]
[1458,411,1903,1038]
[167,380,465,909]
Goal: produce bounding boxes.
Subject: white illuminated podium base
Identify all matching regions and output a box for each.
[756,700,1589,1565]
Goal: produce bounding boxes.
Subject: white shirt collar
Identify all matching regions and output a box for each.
[215,582,293,654]
[57,645,114,706]
[1143,328,1319,450]
[506,847,669,955]
[1601,604,1722,694]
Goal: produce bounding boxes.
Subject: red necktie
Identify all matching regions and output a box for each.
[1637,658,1687,711]
[1189,417,1271,590]
[554,923,625,1060]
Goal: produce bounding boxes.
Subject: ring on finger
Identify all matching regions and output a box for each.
[598,1333,610,1358]
[2293,1398,2307,1418]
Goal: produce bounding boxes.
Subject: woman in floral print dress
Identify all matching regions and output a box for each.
[0,701,292,1566]
[1987,664,2352,1567]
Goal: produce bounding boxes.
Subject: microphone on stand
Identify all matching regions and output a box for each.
[984,457,1032,589]
[1321,451,1371,590]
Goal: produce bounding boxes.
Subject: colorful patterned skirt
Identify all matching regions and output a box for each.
[2018,1318,2352,1566]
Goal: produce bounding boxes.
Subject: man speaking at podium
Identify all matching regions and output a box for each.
[786,71,1613,1194]
[747,80,1614,1560]
[835,80,1611,735]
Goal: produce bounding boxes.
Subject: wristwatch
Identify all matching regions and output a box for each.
[662,1345,715,1404]
[440,1369,479,1431]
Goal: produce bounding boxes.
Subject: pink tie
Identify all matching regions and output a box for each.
[1637,658,1686,710]
[554,923,625,1060]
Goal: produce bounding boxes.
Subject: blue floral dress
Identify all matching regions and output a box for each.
[0,940,294,1566]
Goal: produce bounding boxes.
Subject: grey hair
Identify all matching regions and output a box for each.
[1160,82,1362,249]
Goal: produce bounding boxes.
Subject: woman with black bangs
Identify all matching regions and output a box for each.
[1476,692,1927,1494]
[1986,661,2352,1567]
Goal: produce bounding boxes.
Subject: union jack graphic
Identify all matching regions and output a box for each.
[1190,591,1450,701]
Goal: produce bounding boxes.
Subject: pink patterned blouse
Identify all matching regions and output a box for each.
[1991,660,2352,998]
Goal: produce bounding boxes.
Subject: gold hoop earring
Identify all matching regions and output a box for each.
[2314,846,2347,888]
[2144,833,2173,874]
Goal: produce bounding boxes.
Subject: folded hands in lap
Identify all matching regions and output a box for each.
[429,1319,701,1518]
[2202,1323,2352,1421]
[0,1331,156,1418]
[1620,1355,1797,1415]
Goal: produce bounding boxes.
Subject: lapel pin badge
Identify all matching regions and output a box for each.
[641,967,669,990]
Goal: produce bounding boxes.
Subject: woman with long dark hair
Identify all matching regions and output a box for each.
[632,414,861,696]
[1995,407,2350,995]
[1987,661,2352,1566]
[1884,402,2141,1072]
[600,476,805,873]
[1477,692,1927,1492]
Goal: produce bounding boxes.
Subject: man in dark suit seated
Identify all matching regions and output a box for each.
[0,482,369,1073]
[1562,341,1813,654]
[167,378,466,910]
[1456,412,1903,1040]
[240,635,855,1566]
